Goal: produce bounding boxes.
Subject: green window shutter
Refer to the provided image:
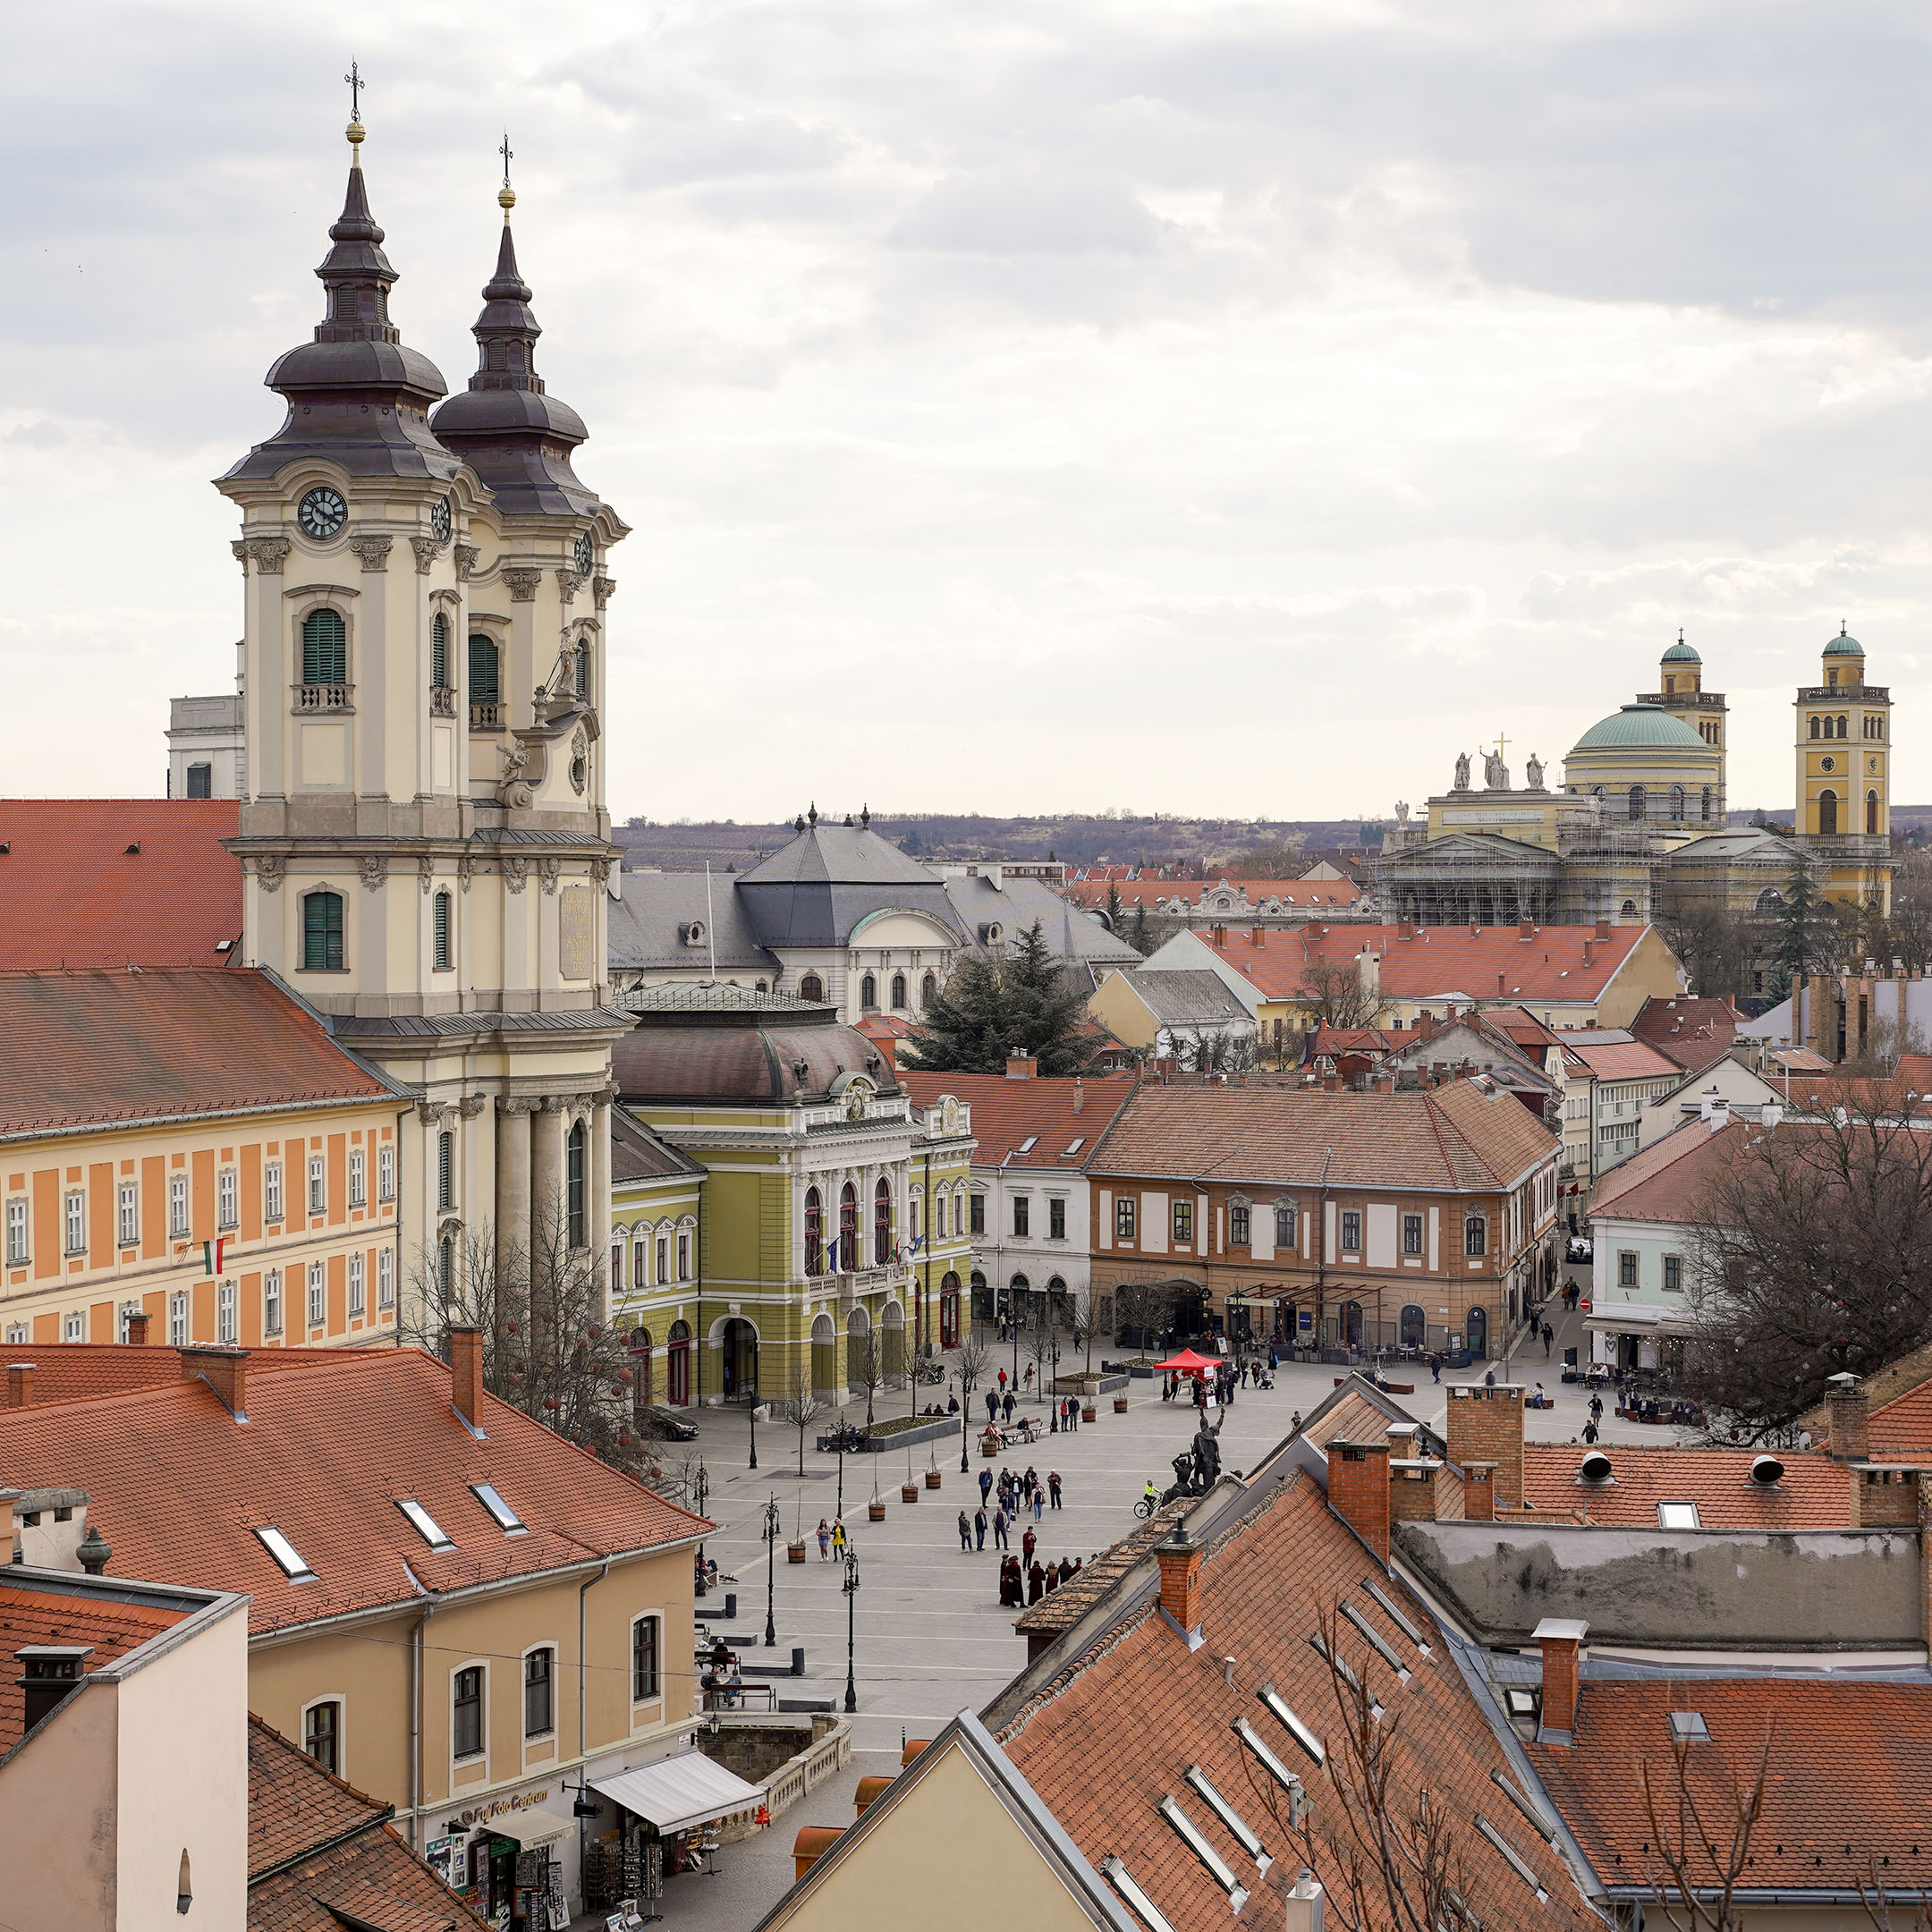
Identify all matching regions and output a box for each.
[437,1131,453,1210]
[301,609,346,686]
[433,892,452,970]
[432,612,449,689]
[468,634,498,702]
[303,891,343,971]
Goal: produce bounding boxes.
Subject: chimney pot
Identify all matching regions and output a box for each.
[123,1309,149,1347]
[1533,1617,1589,1740]
[1463,1461,1497,1521]
[5,1363,34,1410]
[1327,1438,1392,1562]
[1826,1373,1869,1461]
[1445,1384,1524,1508]
[450,1326,485,1429]
[1072,1079,1084,1115]
[178,1345,248,1419]
[1154,1524,1205,1641]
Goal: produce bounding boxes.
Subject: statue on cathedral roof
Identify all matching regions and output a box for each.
[1453,752,1470,792]
[1484,749,1509,791]
[1525,752,1545,791]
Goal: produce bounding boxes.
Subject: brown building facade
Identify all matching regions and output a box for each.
[1088,1078,1561,1360]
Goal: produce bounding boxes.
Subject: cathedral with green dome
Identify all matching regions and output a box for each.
[1372,631,1893,932]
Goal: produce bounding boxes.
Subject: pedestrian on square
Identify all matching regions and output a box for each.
[1032,1487,1044,1522]
[1042,1563,1058,1595]
[994,1506,1010,1550]
[998,1368,1007,1394]
[987,1389,998,1424]
[979,1467,993,1509]
[957,1509,972,1551]
[1581,1419,1599,1445]
[1429,1352,1443,1384]
[1542,1323,1554,1356]
[973,1507,987,1550]
[1048,1470,1063,1509]
[1022,1525,1037,1563]
[1290,1409,1303,1435]
[1003,1391,1016,1423]
[831,1518,847,1559]
[1023,1362,1034,1393]
[1029,1561,1046,1604]
[1056,1556,1073,1585]
[1024,1463,1038,1495]
[817,1519,831,1561]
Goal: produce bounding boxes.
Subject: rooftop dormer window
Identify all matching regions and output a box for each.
[255,1525,317,1582]
[471,1481,527,1536]
[396,1497,455,1551]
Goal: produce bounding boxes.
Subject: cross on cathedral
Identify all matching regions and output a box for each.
[500,131,514,189]
[343,59,366,123]
[1490,730,1509,764]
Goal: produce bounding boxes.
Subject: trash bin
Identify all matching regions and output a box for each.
[724,1592,737,1621]
[791,1647,806,1677]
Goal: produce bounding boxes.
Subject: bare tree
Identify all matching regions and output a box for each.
[1113,1277,1177,1356]
[401,1199,669,1489]
[1025,1314,1058,1402]
[1296,959,1389,1031]
[1067,1288,1099,1373]
[848,1326,887,1428]
[778,1349,823,1479]
[1635,1724,1774,1931]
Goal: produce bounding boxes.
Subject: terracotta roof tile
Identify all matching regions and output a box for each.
[1089,1077,1556,1193]
[0,1342,352,1407]
[1562,1038,1682,1081]
[1012,1501,1188,1636]
[1521,1443,1854,1528]
[898,1072,1138,1168]
[1528,1679,1932,1896]
[0,1578,191,1754]
[0,1349,709,1635]
[0,800,242,970]
[1630,996,1747,1072]
[0,969,395,1137]
[1587,1115,1746,1224]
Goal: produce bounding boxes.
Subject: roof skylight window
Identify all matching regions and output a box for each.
[1474,1817,1549,1901]
[1340,1603,1410,1682]
[1182,1766,1268,1870]
[395,1497,454,1551]
[1668,1710,1710,1742]
[1100,1857,1176,1932]
[1157,1797,1248,1910]
[1657,1500,1700,1530]
[1258,1683,1326,1766]
[1362,1580,1428,1652]
[254,1525,317,1582]
[1016,1136,1038,1154]
[1063,1138,1085,1155]
[470,1482,528,1535]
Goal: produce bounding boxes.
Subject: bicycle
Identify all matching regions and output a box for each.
[1132,1493,1160,1520]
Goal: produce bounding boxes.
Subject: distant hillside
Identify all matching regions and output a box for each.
[614,812,1388,874]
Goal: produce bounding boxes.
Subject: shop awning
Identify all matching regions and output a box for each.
[490,1808,577,1848]
[591,1752,764,1835]
[1582,1304,1695,1336]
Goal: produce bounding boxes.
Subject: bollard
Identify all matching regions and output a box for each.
[724,1592,737,1621]
[792,1646,806,1676]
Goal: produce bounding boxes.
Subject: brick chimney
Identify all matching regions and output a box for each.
[1852,1466,1921,1528]
[1397,921,1416,940]
[1390,1458,1444,1521]
[1327,1439,1391,1563]
[1518,921,1534,940]
[450,1326,485,1429]
[1594,919,1611,940]
[180,1345,248,1419]
[1534,1618,1588,1741]
[1463,1462,1496,1521]
[1321,1075,1340,1092]
[1004,1053,1038,1080]
[1496,972,1506,996]
[1371,1073,1394,1095]
[1825,1373,1868,1460]
[1155,1524,1204,1642]
[1250,927,1267,948]
[1580,938,1593,968]
[5,1363,33,1410]
[1445,1385,1524,1508]
[123,1309,150,1347]
[1072,1079,1085,1115]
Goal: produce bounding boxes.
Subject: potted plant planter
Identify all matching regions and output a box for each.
[924,1468,943,1490]
[1082,1402,1098,1422]
[901,1481,919,1503]
[868,1499,888,1522]
[787,1538,808,1563]
[981,1435,1000,1457]
[1114,1395,1130,1413]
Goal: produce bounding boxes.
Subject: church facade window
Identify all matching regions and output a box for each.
[301,890,344,971]
[1818,790,1839,836]
[300,608,347,689]
[566,1122,587,1250]
[1668,784,1685,820]
[1701,785,1713,821]
[799,973,824,1003]
[468,632,499,726]
[186,762,212,798]
[891,971,907,1009]
[1867,789,1879,835]
[860,972,877,1010]
[433,891,453,971]
[431,612,452,692]
[1627,785,1646,821]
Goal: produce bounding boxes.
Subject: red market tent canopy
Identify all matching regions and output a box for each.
[1153,1349,1219,1376]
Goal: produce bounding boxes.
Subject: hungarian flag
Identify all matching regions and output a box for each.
[201,1238,225,1277]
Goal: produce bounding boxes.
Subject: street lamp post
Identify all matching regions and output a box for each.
[1227,1292,1246,1370]
[691,1458,711,1597]
[749,1396,759,1471]
[760,1496,781,1647]
[960,1370,971,1473]
[841,1547,860,1714]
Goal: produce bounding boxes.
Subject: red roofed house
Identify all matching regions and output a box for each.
[1086,1077,1560,1360]
[0,1331,711,1918]
[0,968,410,1352]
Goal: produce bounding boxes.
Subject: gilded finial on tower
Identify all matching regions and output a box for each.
[498,131,515,218]
[344,59,366,161]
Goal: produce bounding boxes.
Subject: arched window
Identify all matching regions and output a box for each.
[1867,789,1880,835]
[1818,790,1839,836]
[301,607,347,688]
[799,973,825,1004]
[891,971,907,1009]
[302,890,343,971]
[860,972,877,1010]
[432,891,453,971]
[1700,785,1713,822]
[1591,784,1606,801]
[1628,785,1646,822]
[431,612,451,691]
[838,1182,858,1272]
[468,633,499,706]
[566,1122,587,1250]
[874,1177,893,1267]
[804,1187,823,1275]
[575,643,589,697]
[1810,716,1821,740]
[1836,715,1849,739]
[1464,1216,1487,1258]
[921,971,936,1008]
[1668,784,1685,821]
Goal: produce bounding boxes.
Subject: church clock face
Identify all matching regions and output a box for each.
[573,531,593,574]
[297,487,347,541]
[430,494,452,542]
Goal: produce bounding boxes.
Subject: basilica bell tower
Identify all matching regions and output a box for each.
[216,111,631,1323]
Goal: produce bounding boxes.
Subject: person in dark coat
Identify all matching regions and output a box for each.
[1047,1470,1063,1509]
[1021,1525,1037,1564]
[1003,1390,1016,1423]
[1028,1561,1046,1604]
[973,1507,987,1550]
[979,1467,993,1509]
[957,1509,972,1551]
[993,1506,1010,1551]
[1056,1556,1074,1585]
[986,1389,999,1424]
[1042,1563,1058,1595]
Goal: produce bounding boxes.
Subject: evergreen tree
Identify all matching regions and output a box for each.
[900,920,1101,1076]
[1106,880,1123,931]
[1130,903,1152,954]
[1774,865,1829,980]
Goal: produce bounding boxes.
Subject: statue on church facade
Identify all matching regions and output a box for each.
[1483,749,1509,791]
[1453,752,1470,792]
[1394,801,1410,827]
[1525,752,1545,791]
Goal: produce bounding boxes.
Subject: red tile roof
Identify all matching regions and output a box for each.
[248,1716,493,1930]
[0,800,242,970]
[0,1577,191,1753]
[1528,1679,1932,1897]
[1630,996,1748,1072]
[1089,1077,1557,1193]
[993,1470,1583,1930]
[0,1342,356,1407]
[1521,1442,1854,1528]
[898,1071,1138,1168]
[1071,877,1364,911]
[1561,1038,1682,1081]
[0,1348,709,1635]
[1198,922,1652,1005]
[0,969,396,1137]
[1587,1115,1747,1224]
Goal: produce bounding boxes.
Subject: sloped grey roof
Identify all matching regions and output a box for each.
[608,873,776,974]
[736,824,968,949]
[944,875,1141,967]
[1127,970,1252,1026]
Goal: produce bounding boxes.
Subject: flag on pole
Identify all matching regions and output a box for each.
[201,1237,224,1277]
[825,1234,840,1273]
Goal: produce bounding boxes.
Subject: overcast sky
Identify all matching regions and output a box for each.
[9,1,1932,823]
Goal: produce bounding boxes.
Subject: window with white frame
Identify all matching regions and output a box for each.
[377,1248,394,1310]
[656,1233,668,1281]
[168,1290,189,1346]
[348,1252,366,1318]
[631,1236,648,1288]
[218,1280,238,1344]
[307,1262,326,1329]
[265,1163,284,1224]
[263,1270,284,1336]
[377,1144,395,1202]
[64,1191,85,1255]
[169,1172,191,1239]
[217,1165,238,1229]
[63,1309,83,1343]
[5,1197,27,1266]
[677,1232,691,1280]
[117,1182,139,1248]
[308,1155,326,1215]
[349,1149,366,1208]
[4,1322,26,1344]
